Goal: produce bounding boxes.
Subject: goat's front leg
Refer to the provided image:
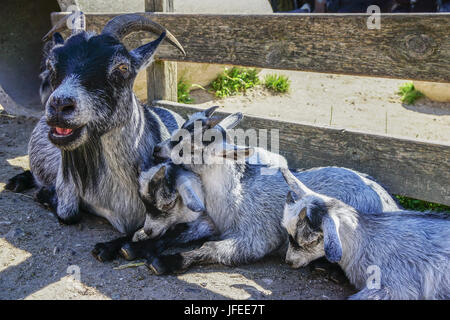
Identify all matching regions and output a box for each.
[34,186,58,213]
[5,170,35,192]
[54,173,81,225]
[147,237,250,275]
[91,235,133,262]
[121,217,217,261]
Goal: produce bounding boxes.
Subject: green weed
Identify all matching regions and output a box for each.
[264,74,290,93]
[397,82,424,104]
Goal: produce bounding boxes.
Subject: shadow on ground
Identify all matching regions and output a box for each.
[0,113,354,300]
[401,98,450,116]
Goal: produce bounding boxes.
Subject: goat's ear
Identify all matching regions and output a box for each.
[52,32,64,44]
[204,116,222,129]
[281,168,308,198]
[203,106,219,118]
[218,112,243,130]
[152,164,166,182]
[139,163,166,195]
[321,215,342,263]
[219,144,254,161]
[176,179,206,213]
[131,32,166,71]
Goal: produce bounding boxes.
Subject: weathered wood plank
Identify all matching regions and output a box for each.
[52,12,450,82]
[145,0,177,102]
[154,101,450,206]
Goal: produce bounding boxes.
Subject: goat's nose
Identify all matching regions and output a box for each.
[49,97,76,115]
[285,259,294,267]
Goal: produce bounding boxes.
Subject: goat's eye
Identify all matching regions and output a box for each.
[117,63,129,73]
[288,235,301,250]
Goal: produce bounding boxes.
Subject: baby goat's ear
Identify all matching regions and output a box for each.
[152,164,166,182]
[176,178,205,213]
[139,163,166,195]
[281,168,308,199]
[321,215,342,263]
[203,106,219,118]
[217,112,243,130]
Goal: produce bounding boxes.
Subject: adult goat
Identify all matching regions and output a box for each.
[6,14,187,260]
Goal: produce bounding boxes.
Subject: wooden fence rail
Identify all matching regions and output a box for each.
[50,12,450,205]
[52,12,450,82]
[156,101,450,206]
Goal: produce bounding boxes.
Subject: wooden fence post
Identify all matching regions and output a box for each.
[145,0,177,103]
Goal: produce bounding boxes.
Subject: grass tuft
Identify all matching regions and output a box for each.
[211,67,260,98]
[177,78,194,104]
[264,74,290,93]
[397,82,424,105]
[395,195,449,212]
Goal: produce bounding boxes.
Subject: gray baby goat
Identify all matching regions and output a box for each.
[118,161,216,262]
[281,167,450,300]
[144,110,400,274]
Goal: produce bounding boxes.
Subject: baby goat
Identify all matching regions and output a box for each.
[281,168,450,300]
[146,110,400,274]
[134,161,216,242]
[117,161,216,262]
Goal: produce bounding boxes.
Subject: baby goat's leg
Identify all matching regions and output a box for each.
[92,235,133,262]
[120,217,217,261]
[148,237,260,275]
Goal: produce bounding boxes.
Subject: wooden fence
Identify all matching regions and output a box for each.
[51,11,450,206]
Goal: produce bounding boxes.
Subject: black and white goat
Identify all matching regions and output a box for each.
[6,13,187,260]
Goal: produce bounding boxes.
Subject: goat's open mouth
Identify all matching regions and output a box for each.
[49,125,85,146]
[54,127,73,136]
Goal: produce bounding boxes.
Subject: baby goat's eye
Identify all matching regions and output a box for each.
[288,235,301,250]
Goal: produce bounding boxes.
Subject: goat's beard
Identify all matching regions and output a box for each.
[60,131,106,192]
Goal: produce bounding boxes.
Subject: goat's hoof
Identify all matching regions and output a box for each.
[5,170,34,193]
[91,243,116,262]
[58,213,82,225]
[120,243,138,261]
[34,187,57,212]
[146,254,183,275]
[146,257,166,275]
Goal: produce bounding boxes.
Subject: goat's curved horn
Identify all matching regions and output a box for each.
[42,11,86,42]
[101,14,185,55]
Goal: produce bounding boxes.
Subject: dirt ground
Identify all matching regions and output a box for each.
[0,109,354,300]
[0,70,448,300]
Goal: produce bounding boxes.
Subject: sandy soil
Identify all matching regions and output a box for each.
[1,70,448,300]
[191,70,450,144]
